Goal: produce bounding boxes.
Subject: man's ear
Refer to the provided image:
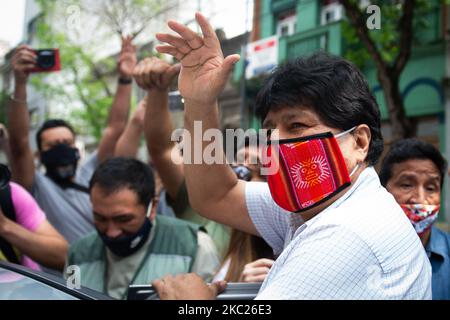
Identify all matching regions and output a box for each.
[149,197,159,222]
[353,125,371,163]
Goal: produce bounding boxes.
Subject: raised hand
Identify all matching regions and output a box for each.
[118,35,137,79]
[133,57,180,91]
[11,45,37,85]
[155,13,240,105]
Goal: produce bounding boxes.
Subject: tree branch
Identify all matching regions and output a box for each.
[73,47,113,97]
[341,0,389,74]
[131,2,180,39]
[70,65,94,111]
[394,0,416,74]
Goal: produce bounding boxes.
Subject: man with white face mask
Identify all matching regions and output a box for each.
[150,13,431,300]
[380,138,450,300]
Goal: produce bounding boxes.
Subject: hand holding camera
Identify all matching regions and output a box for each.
[11,45,37,84]
[29,49,61,73]
[12,45,61,84]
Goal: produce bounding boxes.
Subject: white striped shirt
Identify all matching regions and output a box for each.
[246,167,431,299]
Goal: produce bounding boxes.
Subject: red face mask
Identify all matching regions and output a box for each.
[264,128,357,213]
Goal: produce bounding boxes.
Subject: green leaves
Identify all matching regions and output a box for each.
[31,0,162,142]
[343,0,441,68]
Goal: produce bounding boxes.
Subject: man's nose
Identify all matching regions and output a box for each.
[410,187,428,204]
[106,223,122,239]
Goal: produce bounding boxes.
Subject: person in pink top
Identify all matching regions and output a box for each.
[0,124,67,271]
[0,181,68,271]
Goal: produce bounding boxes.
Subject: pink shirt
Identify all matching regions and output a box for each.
[9,182,46,270]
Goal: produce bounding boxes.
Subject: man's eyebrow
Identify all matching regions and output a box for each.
[112,213,134,220]
[262,119,274,128]
[281,113,301,122]
[426,175,441,182]
[394,172,417,180]
[396,172,441,181]
[263,109,316,128]
[397,172,415,177]
[93,212,136,222]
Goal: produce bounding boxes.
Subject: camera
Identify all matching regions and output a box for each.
[0,164,11,190]
[29,49,61,73]
[37,50,56,69]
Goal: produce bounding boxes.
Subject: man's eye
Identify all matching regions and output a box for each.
[426,185,438,192]
[94,216,106,222]
[291,123,305,129]
[400,184,412,189]
[116,217,132,223]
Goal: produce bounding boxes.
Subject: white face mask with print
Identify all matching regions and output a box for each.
[401,204,440,235]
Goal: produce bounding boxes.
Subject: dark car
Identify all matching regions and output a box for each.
[0,261,113,300]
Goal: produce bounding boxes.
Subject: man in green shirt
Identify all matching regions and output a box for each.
[65,158,219,299]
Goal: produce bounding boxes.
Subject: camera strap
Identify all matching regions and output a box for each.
[0,184,21,264]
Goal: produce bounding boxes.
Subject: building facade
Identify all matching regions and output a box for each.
[236,0,450,225]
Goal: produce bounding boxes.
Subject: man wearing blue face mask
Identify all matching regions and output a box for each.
[150,13,431,300]
[380,139,450,300]
[65,157,219,300]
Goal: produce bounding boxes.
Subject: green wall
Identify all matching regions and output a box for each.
[364,44,445,120]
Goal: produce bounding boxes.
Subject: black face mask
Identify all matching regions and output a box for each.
[99,218,152,257]
[40,144,80,183]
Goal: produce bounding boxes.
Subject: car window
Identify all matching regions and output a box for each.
[0,267,77,300]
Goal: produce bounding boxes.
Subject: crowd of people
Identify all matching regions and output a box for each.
[0,13,449,300]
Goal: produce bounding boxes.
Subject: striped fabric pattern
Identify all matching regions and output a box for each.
[245,168,432,299]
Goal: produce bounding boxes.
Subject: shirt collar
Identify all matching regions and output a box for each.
[426,226,447,260]
[288,166,379,240]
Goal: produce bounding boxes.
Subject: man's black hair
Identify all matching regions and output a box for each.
[255,52,384,166]
[89,157,155,208]
[36,119,76,151]
[379,138,448,188]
